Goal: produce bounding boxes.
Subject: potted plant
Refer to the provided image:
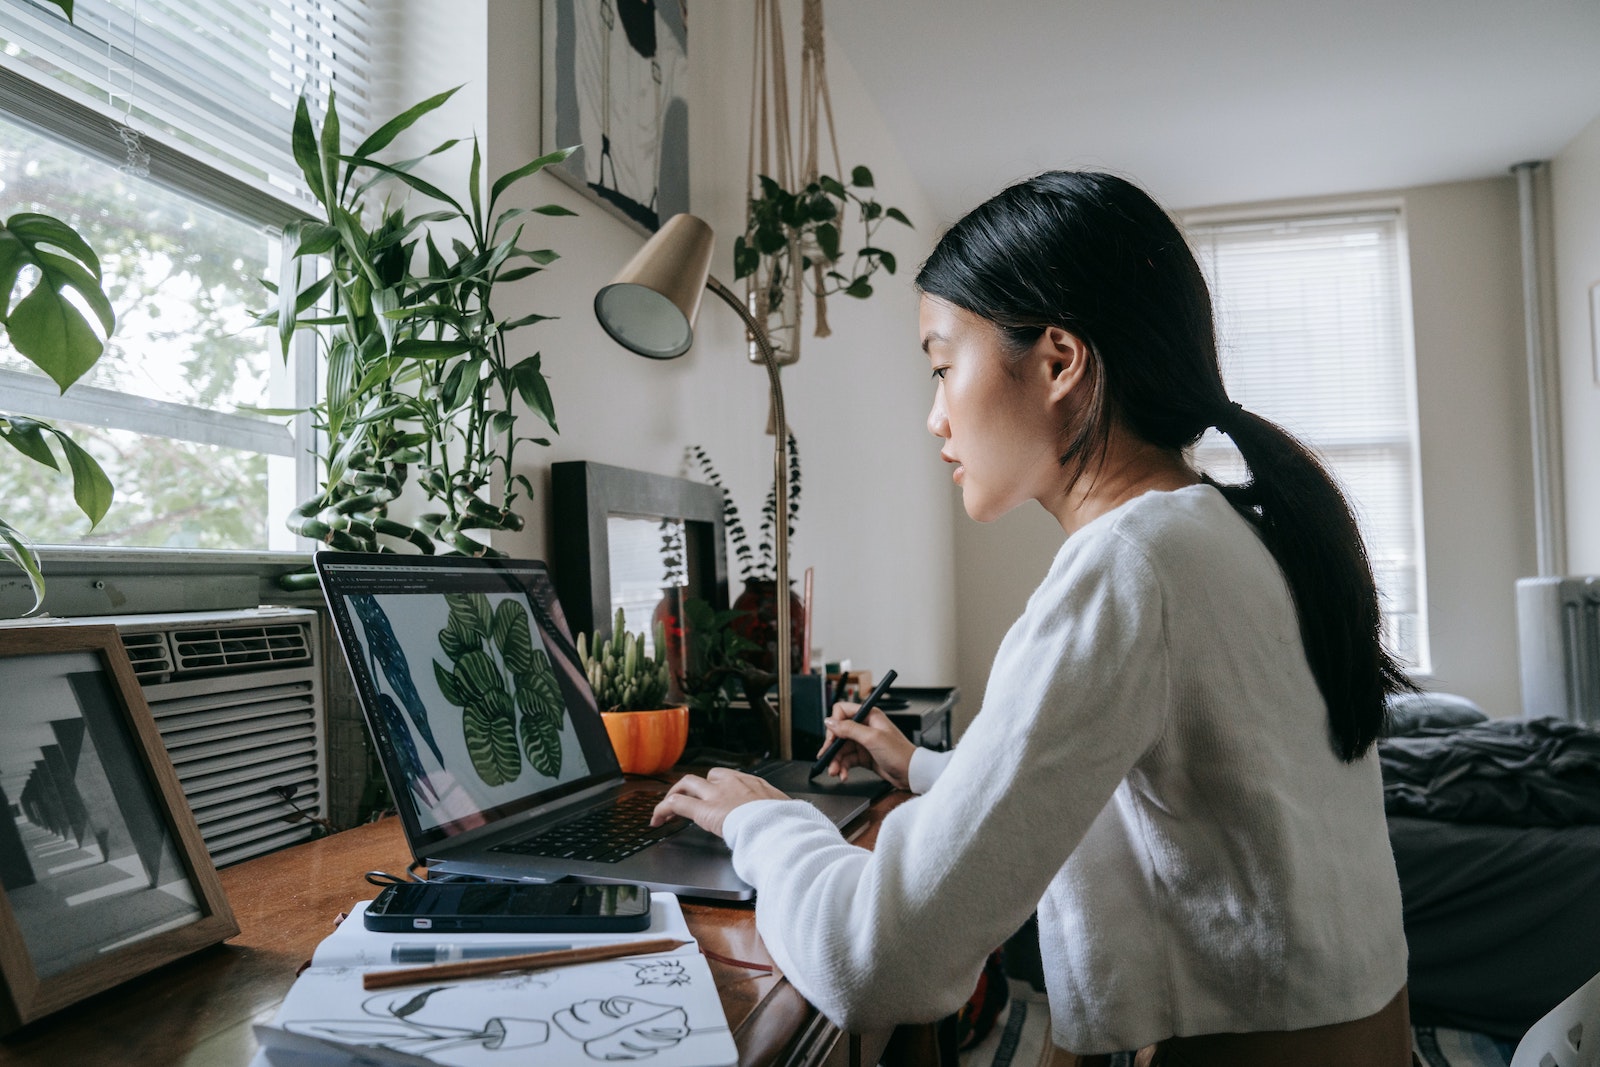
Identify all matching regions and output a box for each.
[577,608,688,775]
[258,88,574,564]
[686,436,803,673]
[0,210,116,614]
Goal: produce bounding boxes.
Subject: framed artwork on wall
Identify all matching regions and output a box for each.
[542,0,690,235]
[0,624,237,1034]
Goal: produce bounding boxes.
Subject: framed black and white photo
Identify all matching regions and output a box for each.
[542,0,690,234]
[0,624,237,1034]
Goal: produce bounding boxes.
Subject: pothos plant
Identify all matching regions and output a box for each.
[732,167,911,331]
[0,210,116,613]
[258,87,574,560]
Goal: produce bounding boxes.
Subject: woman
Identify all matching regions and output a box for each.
[652,171,1414,1065]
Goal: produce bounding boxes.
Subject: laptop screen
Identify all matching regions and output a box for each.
[315,554,622,848]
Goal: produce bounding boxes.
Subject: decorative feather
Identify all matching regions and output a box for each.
[351,594,446,765]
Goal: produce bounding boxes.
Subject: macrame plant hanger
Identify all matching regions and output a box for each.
[746,0,845,369]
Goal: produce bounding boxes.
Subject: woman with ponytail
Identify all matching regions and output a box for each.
[654,172,1415,1065]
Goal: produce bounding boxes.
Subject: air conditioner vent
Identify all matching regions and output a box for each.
[105,609,328,868]
[170,623,313,675]
[120,630,174,680]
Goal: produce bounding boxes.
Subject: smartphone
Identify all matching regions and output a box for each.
[364,881,653,933]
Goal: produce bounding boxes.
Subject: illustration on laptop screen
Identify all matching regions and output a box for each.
[321,560,622,841]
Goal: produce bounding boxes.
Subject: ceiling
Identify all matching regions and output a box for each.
[825,0,1600,218]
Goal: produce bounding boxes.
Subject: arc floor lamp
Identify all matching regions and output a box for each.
[593,214,795,760]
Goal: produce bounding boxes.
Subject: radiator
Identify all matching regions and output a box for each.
[1516,576,1600,725]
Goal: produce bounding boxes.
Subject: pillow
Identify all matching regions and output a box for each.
[1385,691,1489,737]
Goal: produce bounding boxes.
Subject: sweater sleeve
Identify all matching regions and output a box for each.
[907,747,955,795]
[720,531,1171,1032]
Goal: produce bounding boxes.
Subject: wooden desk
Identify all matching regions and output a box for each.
[0,794,914,1066]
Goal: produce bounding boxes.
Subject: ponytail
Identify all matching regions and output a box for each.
[917,170,1410,762]
[1209,405,1410,760]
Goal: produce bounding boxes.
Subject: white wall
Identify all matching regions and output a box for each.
[380,2,956,687]
[1553,113,1600,575]
[949,177,1536,725]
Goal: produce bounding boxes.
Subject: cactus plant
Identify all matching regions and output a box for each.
[578,608,673,712]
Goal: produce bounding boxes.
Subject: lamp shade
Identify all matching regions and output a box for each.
[594,213,716,360]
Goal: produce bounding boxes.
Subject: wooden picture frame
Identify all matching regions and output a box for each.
[0,624,237,1034]
[550,461,729,644]
[541,0,690,235]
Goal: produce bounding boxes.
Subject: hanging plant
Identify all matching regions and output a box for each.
[734,167,911,328]
[739,0,912,365]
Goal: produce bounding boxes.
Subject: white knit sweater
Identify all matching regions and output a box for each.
[721,484,1407,1053]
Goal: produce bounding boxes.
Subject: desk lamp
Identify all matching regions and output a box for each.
[594,213,795,760]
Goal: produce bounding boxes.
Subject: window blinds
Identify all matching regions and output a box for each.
[0,0,373,219]
[1186,210,1428,668]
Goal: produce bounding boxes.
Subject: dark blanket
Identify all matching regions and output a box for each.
[1391,816,1600,1040]
[1379,717,1600,826]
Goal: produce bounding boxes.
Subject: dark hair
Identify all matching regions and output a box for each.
[916,171,1409,761]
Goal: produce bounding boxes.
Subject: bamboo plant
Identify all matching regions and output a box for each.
[258,87,575,559]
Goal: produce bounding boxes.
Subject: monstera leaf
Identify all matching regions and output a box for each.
[516,647,565,777]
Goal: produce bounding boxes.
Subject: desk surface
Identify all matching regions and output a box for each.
[0,793,910,1067]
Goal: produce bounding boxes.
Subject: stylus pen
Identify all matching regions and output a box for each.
[810,668,898,779]
[391,943,574,964]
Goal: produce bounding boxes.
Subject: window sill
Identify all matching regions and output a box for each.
[1,546,320,619]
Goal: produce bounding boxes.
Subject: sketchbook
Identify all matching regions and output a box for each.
[249,893,737,1067]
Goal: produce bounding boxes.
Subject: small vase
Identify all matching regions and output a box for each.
[730,578,805,674]
[600,706,689,775]
[651,585,689,699]
[747,284,800,367]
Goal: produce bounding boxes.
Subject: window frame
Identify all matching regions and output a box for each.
[0,38,324,562]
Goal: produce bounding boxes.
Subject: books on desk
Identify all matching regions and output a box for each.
[249,892,736,1067]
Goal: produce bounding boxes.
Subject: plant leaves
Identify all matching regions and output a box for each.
[351,85,461,161]
[0,516,45,616]
[850,165,875,188]
[0,213,116,390]
[291,96,324,205]
[885,206,912,227]
[489,146,577,209]
[433,659,463,706]
[517,655,564,778]
[55,429,113,526]
[462,688,519,786]
[492,599,535,674]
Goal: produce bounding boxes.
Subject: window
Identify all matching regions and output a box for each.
[0,0,373,551]
[1185,208,1428,670]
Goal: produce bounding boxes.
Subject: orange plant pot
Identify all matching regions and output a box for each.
[600,705,689,775]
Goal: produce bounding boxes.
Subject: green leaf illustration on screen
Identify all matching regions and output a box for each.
[433,592,565,784]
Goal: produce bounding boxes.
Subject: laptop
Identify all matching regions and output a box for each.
[315,552,869,901]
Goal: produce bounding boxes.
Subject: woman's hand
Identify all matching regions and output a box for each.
[650,767,788,838]
[820,701,917,790]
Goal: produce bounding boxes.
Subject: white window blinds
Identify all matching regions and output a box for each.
[0,0,373,216]
[1186,209,1429,670]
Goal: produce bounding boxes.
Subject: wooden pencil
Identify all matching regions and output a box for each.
[362,937,690,990]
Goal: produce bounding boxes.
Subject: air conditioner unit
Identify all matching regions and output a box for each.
[1516,576,1600,725]
[107,607,328,868]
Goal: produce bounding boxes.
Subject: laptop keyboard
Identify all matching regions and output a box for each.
[490,792,689,864]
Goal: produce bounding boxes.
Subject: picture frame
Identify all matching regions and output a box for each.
[550,461,729,645]
[541,0,690,235]
[0,624,238,1034]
